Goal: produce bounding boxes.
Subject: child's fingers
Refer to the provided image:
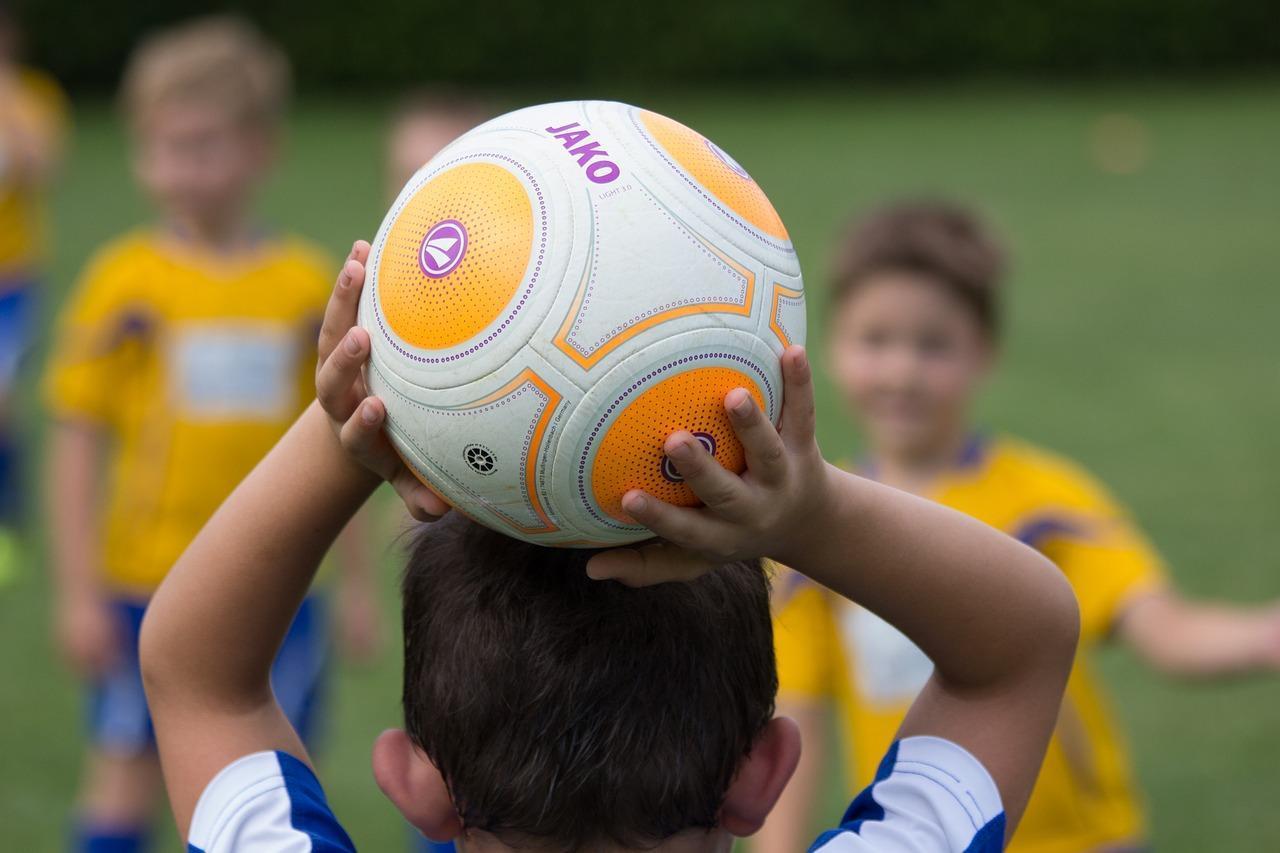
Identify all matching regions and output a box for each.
[352,239,372,266]
[317,256,367,366]
[316,328,371,421]
[586,541,716,587]
[339,396,391,472]
[777,346,817,449]
[725,388,787,485]
[391,472,451,522]
[618,488,738,555]
[662,431,755,521]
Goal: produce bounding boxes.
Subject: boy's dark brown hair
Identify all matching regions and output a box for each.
[400,514,776,851]
[830,200,1006,337]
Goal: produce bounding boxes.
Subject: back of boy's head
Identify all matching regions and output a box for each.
[831,200,1006,337]
[401,514,776,851]
[121,15,289,130]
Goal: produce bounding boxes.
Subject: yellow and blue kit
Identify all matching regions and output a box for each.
[43,229,334,752]
[774,435,1166,853]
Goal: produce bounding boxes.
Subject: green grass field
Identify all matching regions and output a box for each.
[2,80,1279,851]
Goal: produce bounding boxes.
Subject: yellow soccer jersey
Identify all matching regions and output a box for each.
[774,435,1167,853]
[0,68,68,277]
[44,231,332,594]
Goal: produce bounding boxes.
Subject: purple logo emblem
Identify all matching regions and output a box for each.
[660,432,717,483]
[705,139,752,181]
[419,219,468,278]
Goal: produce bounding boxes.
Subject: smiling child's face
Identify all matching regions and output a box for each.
[828,270,993,460]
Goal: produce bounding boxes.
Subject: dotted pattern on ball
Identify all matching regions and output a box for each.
[577,353,777,529]
[631,108,793,252]
[370,153,548,364]
[775,292,804,346]
[378,162,532,349]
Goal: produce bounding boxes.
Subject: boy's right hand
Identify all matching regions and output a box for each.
[54,591,119,678]
[587,346,834,586]
[315,241,449,522]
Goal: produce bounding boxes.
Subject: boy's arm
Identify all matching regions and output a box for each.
[588,350,1079,836]
[1118,590,1280,676]
[138,246,445,836]
[139,401,376,835]
[45,420,117,677]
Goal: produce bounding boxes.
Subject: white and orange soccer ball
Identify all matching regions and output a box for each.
[359,100,805,546]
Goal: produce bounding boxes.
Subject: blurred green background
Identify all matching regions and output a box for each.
[2,0,1280,850]
[2,80,1278,850]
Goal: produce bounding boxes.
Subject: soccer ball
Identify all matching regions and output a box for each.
[359,100,805,546]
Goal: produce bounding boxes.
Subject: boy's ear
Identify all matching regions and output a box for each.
[719,716,802,837]
[372,728,462,843]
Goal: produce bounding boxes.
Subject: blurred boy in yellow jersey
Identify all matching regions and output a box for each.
[41,17,377,852]
[757,201,1280,853]
[0,6,66,582]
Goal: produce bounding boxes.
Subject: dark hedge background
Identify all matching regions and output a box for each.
[15,0,1280,92]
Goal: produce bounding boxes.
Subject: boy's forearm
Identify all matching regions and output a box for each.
[1121,592,1280,676]
[782,464,1075,689]
[141,402,378,708]
[786,465,1077,833]
[45,421,104,599]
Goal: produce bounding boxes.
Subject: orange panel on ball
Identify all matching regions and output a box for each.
[591,367,766,522]
[639,111,789,241]
[378,162,533,349]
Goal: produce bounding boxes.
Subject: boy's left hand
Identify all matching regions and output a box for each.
[315,240,449,522]
[586,346,834,586]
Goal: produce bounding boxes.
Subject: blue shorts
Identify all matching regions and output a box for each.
[0,282,35,392]
[87,595,330,756]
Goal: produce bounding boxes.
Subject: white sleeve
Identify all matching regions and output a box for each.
[187,750,356,852]
[809,736,1006,852]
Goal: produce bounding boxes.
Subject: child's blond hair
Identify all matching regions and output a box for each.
[121,16,290,129]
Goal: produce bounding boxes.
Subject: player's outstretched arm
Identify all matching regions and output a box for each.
[589,349,1080,837]
[1119,590,1280,676]
[138,243,437,836]
[45,421,119,678]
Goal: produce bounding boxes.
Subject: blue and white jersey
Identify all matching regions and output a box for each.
[810,736,1005,852]
[188,751,354,852]
[189,736,1002,852]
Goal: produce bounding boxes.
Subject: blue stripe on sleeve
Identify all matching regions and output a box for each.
[963,813,1007,852]
[276,751,357,851]
[807,741,900,850]
[1012,515,1087,551]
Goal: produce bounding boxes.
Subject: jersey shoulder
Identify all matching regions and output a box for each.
[189,750,354,853]
[985,435,1121,515]
[810,736,1005,852]
[262,235,335,298]
[69,231,166,303]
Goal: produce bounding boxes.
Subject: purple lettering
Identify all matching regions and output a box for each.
[569,140,609,166]
[544,121,622,184]
[586,161,620,184]
[553,129,590,148]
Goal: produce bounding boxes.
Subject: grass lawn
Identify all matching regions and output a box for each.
[2,79,1278,851]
